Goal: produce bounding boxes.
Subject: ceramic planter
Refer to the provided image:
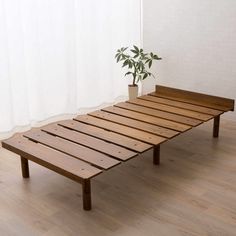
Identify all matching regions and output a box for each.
[128,85,138,100]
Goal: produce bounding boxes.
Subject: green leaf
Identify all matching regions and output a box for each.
[154,55,162,60]
[116,46,161,80]
[125,71,132,76]
[116,55,121,62]
[148,60,152,68]
[121,54,126,60]
[143,73,148,80]
[131,49,137,54]
[153,55,158,59]
[128,61,133,68]
[122,55,127,60]
[122,59,129,67]
[133,45,139,53]
[138,61,144,71]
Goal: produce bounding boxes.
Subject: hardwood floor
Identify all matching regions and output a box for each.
[0,118,235,236]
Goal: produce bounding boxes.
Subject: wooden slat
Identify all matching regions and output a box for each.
[75,115,166,145]
[58,120,151,153]
[128,99,213,121]
[140,95,223,116]
[24,129,120,170]
[89,110,179,139]
[42,124,136,161]
[102,106,191,132]
[2,135,102,181]
[154,85,235,111]
[115,102,202,127]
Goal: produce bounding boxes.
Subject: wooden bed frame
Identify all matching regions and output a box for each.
[2,85,234,210]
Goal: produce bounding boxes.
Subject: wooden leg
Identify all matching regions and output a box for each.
[153,145,160,165]
[82,179,92,210]
[21,156,30,178]
[213,116,220,138]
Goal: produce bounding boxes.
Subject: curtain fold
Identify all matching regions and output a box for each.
[0,0,141,134]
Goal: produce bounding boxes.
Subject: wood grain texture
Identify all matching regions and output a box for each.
[88,110,179,138]
[154,85,235,111]
[115,102,202,126]
[42,124,137,161]
[102,106,191,132]
[2,135,102,181]
[128,99,213,121]
[0,119,235,235]
[140,95,223,116]
[75,115,166,145]
[24,129,120,170]
[1,86,234,216]
[58,120,152,153]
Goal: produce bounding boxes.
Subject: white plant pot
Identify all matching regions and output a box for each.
[128,85,138,100]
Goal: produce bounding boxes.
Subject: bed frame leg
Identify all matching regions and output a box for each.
[82,179,92,210]
[153,145,160,165]
[21,156,30,178]
[213,116,220,138]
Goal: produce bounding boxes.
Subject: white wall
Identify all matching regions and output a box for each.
[142,0,236,120]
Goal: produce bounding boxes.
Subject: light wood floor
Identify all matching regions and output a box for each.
[0,118,236,236]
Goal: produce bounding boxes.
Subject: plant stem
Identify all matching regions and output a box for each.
[132,74,136,86]
[133,63,137,86]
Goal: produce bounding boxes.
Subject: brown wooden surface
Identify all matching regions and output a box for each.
[1,85,234,213]
[140,95,223,116]
[154,85,235,111]
[153,145,160,165]
[75,115,166,145]
[88,110,179,139]
[82,179,91,211]
[58,120,152,153]
[128,99,213,121]
[21,156,29,178]
[24,129,120,170]
[42,124,137,161]
[115,102,202,126]
[2,135,102,181]
[102,106,191,132]
[1,119,236,234]
[213,116,220,138]
[1,85,235,213]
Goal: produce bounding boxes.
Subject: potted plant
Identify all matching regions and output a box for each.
[115,45,162,99]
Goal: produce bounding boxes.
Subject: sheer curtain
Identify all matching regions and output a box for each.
[0,0,141,135]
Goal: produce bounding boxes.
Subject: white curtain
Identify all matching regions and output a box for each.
[0,0,141,134]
